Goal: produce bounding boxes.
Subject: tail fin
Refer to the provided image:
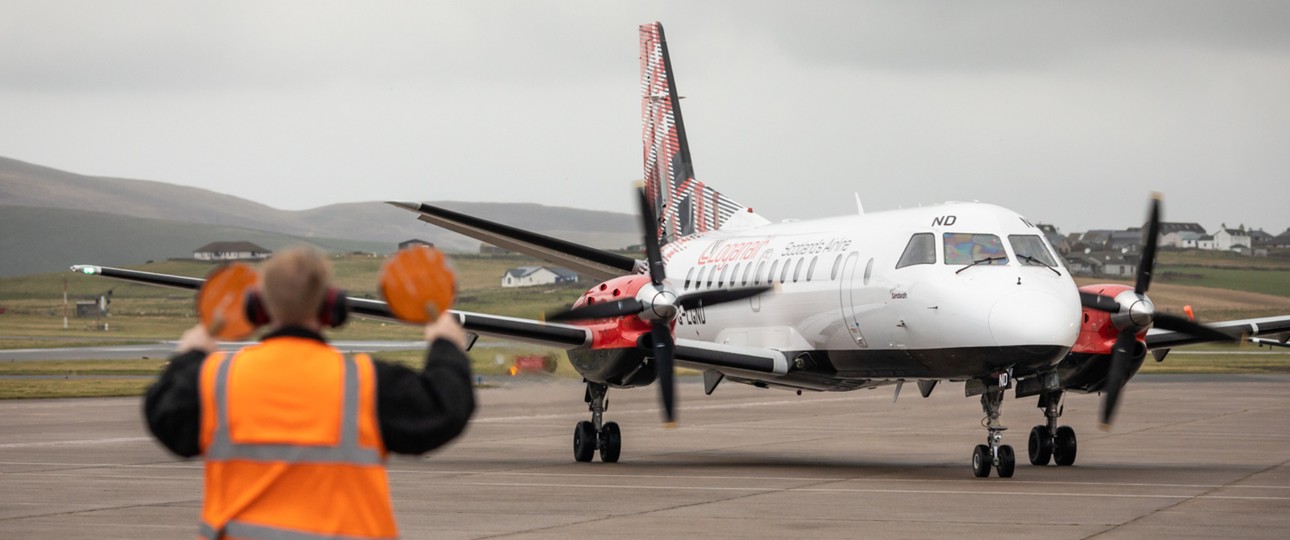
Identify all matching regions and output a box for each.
[640,22,746,245]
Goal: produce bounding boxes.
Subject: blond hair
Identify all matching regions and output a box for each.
[259,246,333,326]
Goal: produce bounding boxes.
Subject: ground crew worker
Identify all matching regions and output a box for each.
[144,247,475,539]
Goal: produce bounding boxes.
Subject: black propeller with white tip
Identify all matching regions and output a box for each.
[546,188,771,425]
[1078,196,1236,428]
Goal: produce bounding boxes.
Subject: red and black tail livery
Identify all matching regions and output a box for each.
[640,22,745,245]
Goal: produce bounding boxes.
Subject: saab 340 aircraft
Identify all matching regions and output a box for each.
[75,22,1290,478]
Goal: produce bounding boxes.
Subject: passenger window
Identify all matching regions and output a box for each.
[831,254,842,280]
[768,260,780,284]
[685,267,695,290]
[706,266,716,288]
[1009,235,1059,268]
[755,261,767,285]
[807,256,818,281]
[943,233,1008,265]
[742,262,753,286]
[696,266,709,289]
[896,233,936,269]
[780,259,792,283]
[792,258,805,282]
[719,264,731,287]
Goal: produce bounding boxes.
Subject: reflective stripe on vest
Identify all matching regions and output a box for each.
[200,519,385,540]
[206,353,380,465]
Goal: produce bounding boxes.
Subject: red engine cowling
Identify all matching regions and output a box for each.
[563,275,672,388]
[1060,283,1148,393]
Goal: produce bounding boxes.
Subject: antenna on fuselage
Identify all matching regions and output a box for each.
[854,193,864,215]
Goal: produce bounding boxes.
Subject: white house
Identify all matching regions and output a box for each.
[1180,234,1217,250]
[193,241,272,261]
[1213,224,1251,252]
[501,266,579,288]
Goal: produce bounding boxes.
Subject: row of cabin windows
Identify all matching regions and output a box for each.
[896,232,1060,269]
[683,253,846,290]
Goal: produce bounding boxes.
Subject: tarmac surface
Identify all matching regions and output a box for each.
[2,374,1289,539]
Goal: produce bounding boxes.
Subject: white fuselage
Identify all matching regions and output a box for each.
[660,202,1082,380]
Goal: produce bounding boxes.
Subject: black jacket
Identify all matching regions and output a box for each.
[144,326,475,457]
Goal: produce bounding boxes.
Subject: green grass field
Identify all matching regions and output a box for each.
[3,249,1290,399]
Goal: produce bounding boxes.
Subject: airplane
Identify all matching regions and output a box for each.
[73,22,1290,478]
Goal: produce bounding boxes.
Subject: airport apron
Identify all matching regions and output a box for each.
[197,339,397,539]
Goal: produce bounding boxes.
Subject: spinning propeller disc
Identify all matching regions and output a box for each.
[196,263,259,340]
[380,245,456,324]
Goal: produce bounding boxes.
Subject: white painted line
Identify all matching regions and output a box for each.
[0,437,151,449]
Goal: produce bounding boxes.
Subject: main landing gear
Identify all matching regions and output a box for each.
[1028,390,1077,466]
[574,382,621,463]
[972,385,1015,478]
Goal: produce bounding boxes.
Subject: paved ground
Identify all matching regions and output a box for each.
[2,375,1289,539]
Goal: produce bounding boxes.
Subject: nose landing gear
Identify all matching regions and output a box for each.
[574,382,622,463]
[972,385,1016,478]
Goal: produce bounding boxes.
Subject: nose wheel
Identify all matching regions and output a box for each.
[972,385,1015,478]
[573,382,622,463]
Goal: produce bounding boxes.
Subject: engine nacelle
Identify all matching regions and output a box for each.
[564,275,670,388]
[1057,283,1148,393]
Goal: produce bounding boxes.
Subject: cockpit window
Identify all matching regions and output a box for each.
[1009,235,1059,268]
[896,233,936,269]
[943,233,1008,265]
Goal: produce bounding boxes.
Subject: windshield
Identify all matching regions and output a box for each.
[1008,235,1059,268]
[944,233,1008,265]
[896,233,936,269]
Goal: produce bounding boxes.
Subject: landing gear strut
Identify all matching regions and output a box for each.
[972,385,1015,478]
[1028,390,1077,466]
[574,382,621,463]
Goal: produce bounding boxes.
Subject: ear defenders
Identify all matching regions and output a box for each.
[244,287,350,329]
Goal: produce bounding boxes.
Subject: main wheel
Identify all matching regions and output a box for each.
[1054,425,1077,466]
[573,421,596,462]
[997,444,1016,478]
[599,421,621,463]
[972,444,992,478]
[1028,425,1053,466]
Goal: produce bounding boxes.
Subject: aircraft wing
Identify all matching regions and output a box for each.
[1146,314,1290,350]
[70,265,591,348]
[387,201,641,282]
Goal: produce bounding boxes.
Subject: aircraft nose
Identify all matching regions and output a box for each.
[988,290,1080,347]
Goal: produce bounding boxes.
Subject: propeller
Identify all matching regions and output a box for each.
[546,187,772,426]
[1078,195,1236,428]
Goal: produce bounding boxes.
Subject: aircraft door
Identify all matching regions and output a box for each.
[838,252,868,347]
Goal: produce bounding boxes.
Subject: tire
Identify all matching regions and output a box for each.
[574,421,596,463]
[1054,425,1077,466]
[1028,425,1053,466]
[997,444,1016,478]
[599,422,622,463]
[972,444,991,478]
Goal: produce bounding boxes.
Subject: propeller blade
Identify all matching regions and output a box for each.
[1079,291,1121,313]
[1100,329,1139,428]
[650,322,677,426]
[546,298,644,322]
[1135,196,1161,295]
[676,286,773,311]
[636,188,667,286]
[1152,313,1237,343]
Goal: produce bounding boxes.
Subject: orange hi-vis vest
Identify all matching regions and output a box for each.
[197,337,398,540]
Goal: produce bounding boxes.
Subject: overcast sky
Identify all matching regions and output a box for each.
[3,1,1288,235]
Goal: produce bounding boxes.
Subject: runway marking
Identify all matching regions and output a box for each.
[427,480,1290,501]
[0,437,151,449]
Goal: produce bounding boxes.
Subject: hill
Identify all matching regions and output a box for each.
[0,156,638,276]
